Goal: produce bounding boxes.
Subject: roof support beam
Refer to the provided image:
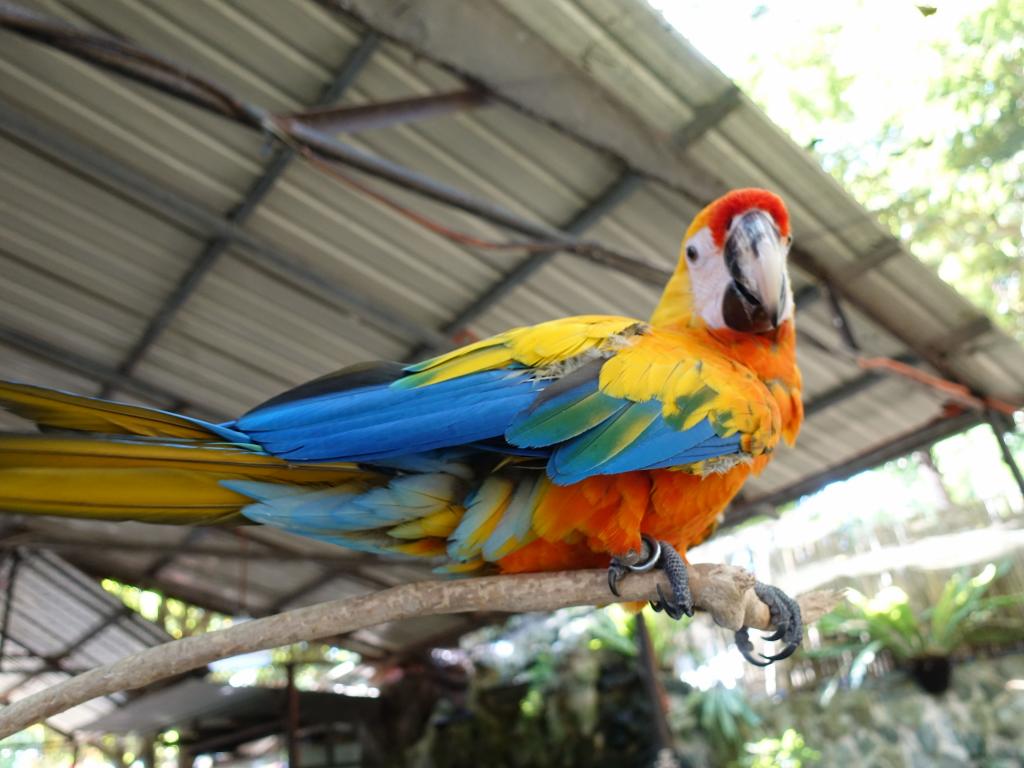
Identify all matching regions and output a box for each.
[42,530,206,668]
[0,101,451,351]
[825,283,860,351]
[0,601,122,703]
[265,565,390,614]
[407,87,741,359]
[3,3,1007,402]
[317,0,725,202]
[803,354,918,418]
[290,87,488,134]
[33,552,168,647]
[839,237,904,282]
[725,410,982,525]
[2,537,382,565]
[97,34,381,398]
[281,120,672,285]
[68,560,244,618]
[405,171,642,360]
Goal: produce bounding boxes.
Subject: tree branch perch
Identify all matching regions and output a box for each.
[0,565,841,737]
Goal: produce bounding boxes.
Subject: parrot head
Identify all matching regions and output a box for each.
[653,188,793,334]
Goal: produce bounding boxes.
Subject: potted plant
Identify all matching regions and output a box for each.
[813,562,1024,695]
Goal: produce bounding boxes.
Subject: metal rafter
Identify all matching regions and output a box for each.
[40,530,208,673]
[0,327,228,421]
[0,557,138,704]
[316,0,724,201]
[825,283,860,351]
[1,1,1011,401]
[265,566,391,615]
[0,551,21,671]
[33,552,167,647]
[291,87,488,134]
[67,560,244,617]
[96,34,381,399]
[0,102,451,351]
[2,538,370,564]
[725,410,983,524]
[803,354,918,418]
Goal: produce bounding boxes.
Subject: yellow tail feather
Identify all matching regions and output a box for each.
[0,434,385,524]
[0,381,218,439]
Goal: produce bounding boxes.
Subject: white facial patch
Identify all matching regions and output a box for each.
[684,228,733,329]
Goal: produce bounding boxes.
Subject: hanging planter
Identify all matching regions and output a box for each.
[908,654,953,694]
[812,562,1024,699]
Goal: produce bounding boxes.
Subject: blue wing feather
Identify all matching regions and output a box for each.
[233,350,746,481]
[238,370,543,462]
[505,375,627,448]
[545,404,743,485]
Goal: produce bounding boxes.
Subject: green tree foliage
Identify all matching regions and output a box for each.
[745,0,1023,339]
[898,0,1024,339]
[741,729,821,768]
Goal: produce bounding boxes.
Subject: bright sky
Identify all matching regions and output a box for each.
[647,0,985,140]
[646,0,990,202]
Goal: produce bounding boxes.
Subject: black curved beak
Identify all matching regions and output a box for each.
[721,210,789,333]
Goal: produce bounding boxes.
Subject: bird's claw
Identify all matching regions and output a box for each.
[607,560,628,597]
[607,535,660,597]
[734,581,802,666]
[606,536,693,620]
[648,540,694,619]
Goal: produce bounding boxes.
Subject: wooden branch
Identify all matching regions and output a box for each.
[0,565,841,737]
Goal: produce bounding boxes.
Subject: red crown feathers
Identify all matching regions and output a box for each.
[706,189,790,247]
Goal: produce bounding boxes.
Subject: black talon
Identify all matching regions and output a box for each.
[608,561,628,597]
[606,537,692,620]
[653,583,687,620]
[762,626,787,642]
[735,627,771,667]
[648,541,694,619]
[607,536,657,599]
[733,581,803,666]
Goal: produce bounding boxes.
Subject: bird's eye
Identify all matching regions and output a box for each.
[785,235,793,247]
[686,245,699,263]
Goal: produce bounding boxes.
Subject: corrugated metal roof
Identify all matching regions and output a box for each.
[0,0,1021,665]
[0,550,168,732]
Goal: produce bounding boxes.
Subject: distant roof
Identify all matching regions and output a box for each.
[0,0,1021,662]
[0,550,170,733]
[84,678,377,737]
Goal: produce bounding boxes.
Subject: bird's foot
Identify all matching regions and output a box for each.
[735,581,803,667]
[607,536,694,620]
[607,535,660,597]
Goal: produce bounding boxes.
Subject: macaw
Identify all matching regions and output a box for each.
[0,188,804,664]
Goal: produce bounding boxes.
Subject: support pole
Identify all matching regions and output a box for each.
[286,663,301,768]
[141,735,156,768]
[634,613,678,767]
[987,411,1024,498]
